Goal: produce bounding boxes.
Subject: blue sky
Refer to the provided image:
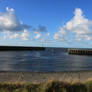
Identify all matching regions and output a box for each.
[0,0,92,48]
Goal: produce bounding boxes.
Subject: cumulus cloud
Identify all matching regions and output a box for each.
[34,32,41,39]
[33,25,47,33]
[54,8,92,41]
[33,25,50,40]
[3,30,30,40]
[0,7,31,41]
[0,7,50,41]
[21,30,30,40]
[0,7,31,32]
[54,27,67,41]
[9,33,19,39]
[46,32,50,36]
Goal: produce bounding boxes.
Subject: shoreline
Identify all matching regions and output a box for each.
[0,71,92,83]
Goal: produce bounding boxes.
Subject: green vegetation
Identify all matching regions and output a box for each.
[0,80,92,92]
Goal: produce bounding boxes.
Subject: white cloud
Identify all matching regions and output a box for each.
[46,32,50,36]
[6,7,14,12]
[54,8,92,41]
[2,30,30,40]
[21,30,30,40]
[3,31,10,39]
[33,25,50,40]
[3,31,19,39]
[33,25,47,33]
[0,7,31,32]
[54,27,66,40]
[9,33,19,39]
[34,32,41,39]
[0,7,50,41]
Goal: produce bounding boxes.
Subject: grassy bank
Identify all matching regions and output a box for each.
[0,80,92,92]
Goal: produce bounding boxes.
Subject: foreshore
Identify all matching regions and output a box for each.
[0,71,92,83]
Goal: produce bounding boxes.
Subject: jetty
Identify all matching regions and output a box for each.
[68,48,92,55]
[0,46,45,51]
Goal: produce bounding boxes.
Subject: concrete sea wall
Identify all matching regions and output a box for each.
[68,48,92,55]
[0,46,45,51]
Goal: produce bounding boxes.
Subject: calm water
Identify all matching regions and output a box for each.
[0,48,92,72]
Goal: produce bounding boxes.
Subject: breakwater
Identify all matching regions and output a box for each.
[0,46,45,51]
[68,48,92,55]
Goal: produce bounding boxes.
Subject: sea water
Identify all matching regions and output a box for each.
[0,48,92,72]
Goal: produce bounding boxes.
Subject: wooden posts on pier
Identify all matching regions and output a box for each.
[68,49,92,55]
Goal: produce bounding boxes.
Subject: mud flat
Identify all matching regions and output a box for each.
[0,71,92,83]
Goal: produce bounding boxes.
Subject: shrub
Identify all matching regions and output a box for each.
[44,81,70,92]
[69,82,87,92]
[1,80,92,92]
[85,80,92,92]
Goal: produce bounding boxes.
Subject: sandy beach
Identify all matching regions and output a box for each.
[0,71,92,83]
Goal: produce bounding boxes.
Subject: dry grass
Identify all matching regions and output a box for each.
[0,80,92,92]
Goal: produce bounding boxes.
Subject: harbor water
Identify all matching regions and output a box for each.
[0,48,92,72]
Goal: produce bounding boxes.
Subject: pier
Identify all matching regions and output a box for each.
[0,46,45,51]
[68,48,92,55]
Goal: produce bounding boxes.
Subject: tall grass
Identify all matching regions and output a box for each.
[0,80,92,92]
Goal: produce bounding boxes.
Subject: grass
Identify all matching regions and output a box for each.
[0,80,92,92]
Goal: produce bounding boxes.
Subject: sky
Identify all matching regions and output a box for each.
[0,0,92,48]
